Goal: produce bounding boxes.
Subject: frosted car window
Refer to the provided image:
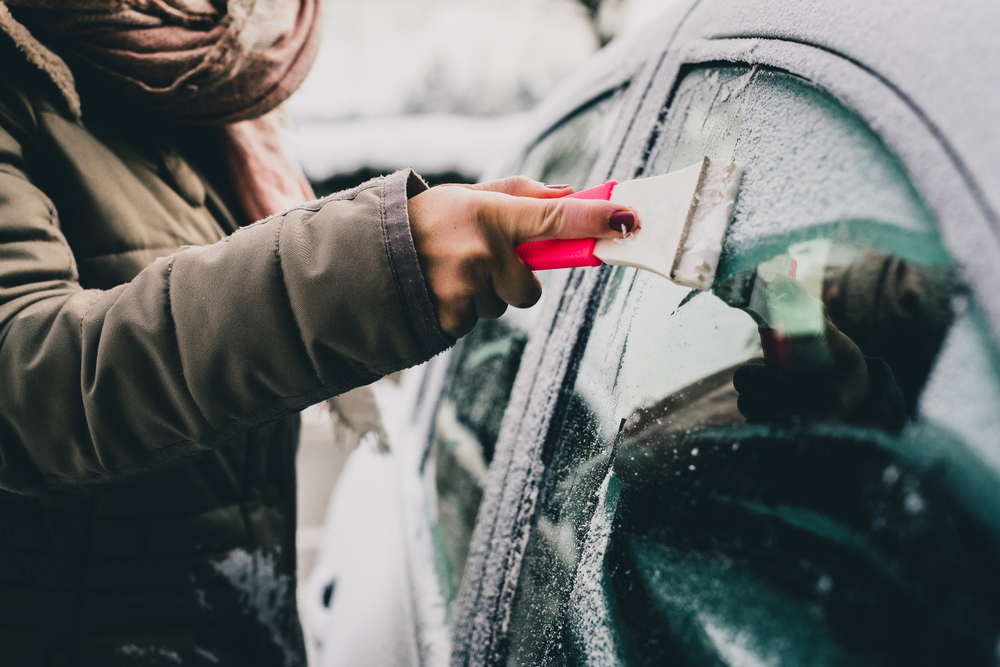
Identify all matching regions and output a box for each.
[519,88,626,188]
[503,66,1000,667]
[425,89,628,617]
[651,67,946,275]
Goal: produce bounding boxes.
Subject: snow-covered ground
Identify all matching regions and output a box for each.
[286,0,595,181]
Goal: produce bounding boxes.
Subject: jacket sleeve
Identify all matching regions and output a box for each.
[0,111,453,492]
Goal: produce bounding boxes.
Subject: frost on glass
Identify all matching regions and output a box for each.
[519,87,627,188]
[503,66,1000,667]
[424,89,628,618]
[649,68,947,275]
[427,317,530,616]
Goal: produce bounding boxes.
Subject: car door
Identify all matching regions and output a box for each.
[298,9,680,659]
[300,34,655,667]
[427,81,634,613]
[452,4,1000,667]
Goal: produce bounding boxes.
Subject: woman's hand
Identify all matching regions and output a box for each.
[408,177,637,337]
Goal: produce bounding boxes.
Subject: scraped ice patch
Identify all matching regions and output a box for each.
[720,65,758,102]
[647,66,941,272]
[721,69,938,257]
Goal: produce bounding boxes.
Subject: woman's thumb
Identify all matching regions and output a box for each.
[481,193,637,245]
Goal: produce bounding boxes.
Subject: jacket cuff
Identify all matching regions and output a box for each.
[381,169,455,355]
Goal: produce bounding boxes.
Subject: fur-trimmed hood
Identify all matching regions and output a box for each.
[0,2,80,116]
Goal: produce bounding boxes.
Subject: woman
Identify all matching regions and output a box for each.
[0,1,633,664]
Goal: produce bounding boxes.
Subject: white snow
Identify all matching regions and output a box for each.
[284,0,690,182]
[597,0,689,40]
[283,0,619,183]
[287,0,599,122]
[211,548,301,667]
[567,468,620,666]
[285,113,528,183]
[701,616,780,667]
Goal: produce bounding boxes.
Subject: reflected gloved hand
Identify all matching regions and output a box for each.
[733,318,905,429]
[408,177,637,337]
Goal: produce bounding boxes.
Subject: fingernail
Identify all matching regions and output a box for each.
[545,184,571,189]
[610,210,635,233]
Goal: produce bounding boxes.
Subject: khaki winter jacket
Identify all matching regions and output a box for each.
[0,35,451,667]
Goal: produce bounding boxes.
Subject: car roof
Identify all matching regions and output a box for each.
[684,0,1000,232]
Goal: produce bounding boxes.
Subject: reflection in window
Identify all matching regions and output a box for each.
[505,66,1000,667]
[424,88,628,617]
[519,87,627,189]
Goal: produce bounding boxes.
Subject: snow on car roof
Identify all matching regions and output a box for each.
[685,0,1000,232]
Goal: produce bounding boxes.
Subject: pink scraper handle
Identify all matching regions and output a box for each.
[516,181,617,270]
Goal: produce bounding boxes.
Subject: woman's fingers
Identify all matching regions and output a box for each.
[492,245,544,309]
[477,191,637,243]
[474,273,510,321]
[459,177,639,240]
[407,182,637,338]
[461,175,574,199]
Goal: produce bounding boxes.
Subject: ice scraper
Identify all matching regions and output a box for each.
[516,157,743,291]
[518,158,830,366]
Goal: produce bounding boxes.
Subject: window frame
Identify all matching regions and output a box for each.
[392,66,645,667]
[450,33,998,667]
[447,65,656,667]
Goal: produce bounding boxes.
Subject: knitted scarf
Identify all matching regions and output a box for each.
[0,0,321,220]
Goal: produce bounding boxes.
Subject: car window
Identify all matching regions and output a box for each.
[504,66,1000,667]
[519,88,627,187]
[424,88,627,617]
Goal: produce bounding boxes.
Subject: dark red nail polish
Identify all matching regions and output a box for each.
[545,184,571,189]
[610,210,635,233]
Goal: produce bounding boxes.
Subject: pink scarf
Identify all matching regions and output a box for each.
[7,0,320,220]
